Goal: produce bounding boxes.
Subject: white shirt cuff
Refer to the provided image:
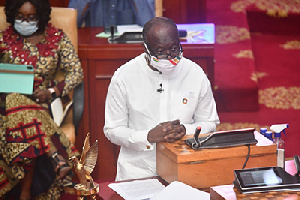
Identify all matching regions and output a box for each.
[132,130,154,151]
[182,124,197,135]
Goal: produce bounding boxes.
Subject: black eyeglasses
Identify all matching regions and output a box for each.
[15,14,37,22]
[146,43,183,59]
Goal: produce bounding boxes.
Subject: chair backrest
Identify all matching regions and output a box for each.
[0,6,78,52]
[155,0,163,17]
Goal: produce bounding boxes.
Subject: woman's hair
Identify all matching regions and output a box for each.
[4,0,51,33]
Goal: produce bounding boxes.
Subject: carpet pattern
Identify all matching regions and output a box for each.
[208,0,300,157]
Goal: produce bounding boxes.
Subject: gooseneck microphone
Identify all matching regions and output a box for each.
[110,25,114,41]
[192,127,202,149]
[157,83,164,93]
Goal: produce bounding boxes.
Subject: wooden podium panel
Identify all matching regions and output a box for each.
[77,26,214,182]
[156,132,277,189]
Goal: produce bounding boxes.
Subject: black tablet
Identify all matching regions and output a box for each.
[234,167,300,193]
[185,128,257,149]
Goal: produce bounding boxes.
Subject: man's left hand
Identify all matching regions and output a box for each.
[163,122,186,142]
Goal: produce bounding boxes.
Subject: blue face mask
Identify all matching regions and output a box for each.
[14,19,39,36]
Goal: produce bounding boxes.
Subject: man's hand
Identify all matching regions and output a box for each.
[147,119,186,143]
[33,88,51,103]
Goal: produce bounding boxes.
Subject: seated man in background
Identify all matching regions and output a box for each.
[68,0,155,27]
[104,17,220,181]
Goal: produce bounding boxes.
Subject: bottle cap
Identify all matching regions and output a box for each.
[260,128,267,135]
[274,132,281,138]
[265,131,273,139]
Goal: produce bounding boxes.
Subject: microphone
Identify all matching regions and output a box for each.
[110,25,115,41]
[157,83,164,93]
[192,127,202,149]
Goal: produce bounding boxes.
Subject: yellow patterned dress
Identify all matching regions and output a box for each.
[0,24,83,199]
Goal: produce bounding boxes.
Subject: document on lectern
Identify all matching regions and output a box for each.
[109,179,209,200]
[150,181,209,200]
[108,178,165,200]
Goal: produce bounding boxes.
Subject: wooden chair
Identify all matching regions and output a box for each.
[155,0,163,17]
[0,7,84,144]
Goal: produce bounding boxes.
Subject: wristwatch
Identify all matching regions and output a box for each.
[48,88,57,101]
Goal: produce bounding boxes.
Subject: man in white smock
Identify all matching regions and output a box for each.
[104,17,220,181]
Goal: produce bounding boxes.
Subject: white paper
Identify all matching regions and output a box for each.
[51,98,73,127]
[254,131,274,146]
[108,179,165,200]
[150,181,210,200]
[117,24,143,35]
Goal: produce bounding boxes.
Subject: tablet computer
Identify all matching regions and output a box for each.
[0,63,34,95]
[185,128,257,149]
[234,167,300,193]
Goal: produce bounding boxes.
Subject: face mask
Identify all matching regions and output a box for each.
[14,20,39,36]
[144,43,183,75]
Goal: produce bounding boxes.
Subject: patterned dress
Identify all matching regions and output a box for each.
[0,24,83,199]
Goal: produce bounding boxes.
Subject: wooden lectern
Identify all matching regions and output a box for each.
[156,132,277,189]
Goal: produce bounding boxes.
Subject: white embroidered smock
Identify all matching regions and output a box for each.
[104,53,220,181]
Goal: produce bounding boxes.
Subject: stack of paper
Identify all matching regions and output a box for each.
[151,181,210,200]
[108,179,210,200]
[109,179,165,200]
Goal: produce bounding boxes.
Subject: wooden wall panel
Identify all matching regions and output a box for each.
[163,0,207,23]
[49,0,69,7]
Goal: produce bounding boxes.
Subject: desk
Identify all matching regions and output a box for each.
[96,161,297,200]
[77,25,215,182]
[210,160,299,200]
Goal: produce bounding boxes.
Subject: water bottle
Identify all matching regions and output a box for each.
[270,124,289,169]
[273,131,285,169]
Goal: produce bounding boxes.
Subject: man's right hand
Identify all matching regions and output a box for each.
[147,119,186,143]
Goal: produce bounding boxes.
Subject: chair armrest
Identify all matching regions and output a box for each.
[73,81,84,136]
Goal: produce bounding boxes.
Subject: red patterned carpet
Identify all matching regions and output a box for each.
[208,0,300,158]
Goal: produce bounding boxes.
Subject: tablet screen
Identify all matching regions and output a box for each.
[237,167,283,188]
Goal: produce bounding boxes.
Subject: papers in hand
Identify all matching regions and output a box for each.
[108,179,209,200]
[51,98,72,127]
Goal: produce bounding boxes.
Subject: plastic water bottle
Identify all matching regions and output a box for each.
[273,132,285,169]
[265,131,273,141]
[270,124,289,169]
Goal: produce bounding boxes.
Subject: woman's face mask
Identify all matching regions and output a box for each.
[14,19,38,36]
[144,43,183,75]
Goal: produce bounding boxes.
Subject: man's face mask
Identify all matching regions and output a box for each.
[144,43,183,75]
[14,20,39,36]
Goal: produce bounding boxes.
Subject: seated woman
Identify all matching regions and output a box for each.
[0,0,84,199]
